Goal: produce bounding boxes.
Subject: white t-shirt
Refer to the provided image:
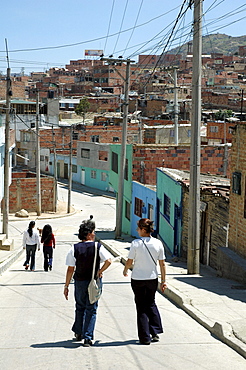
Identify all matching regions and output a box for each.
[128,237,165,280]
[66,241,111,267]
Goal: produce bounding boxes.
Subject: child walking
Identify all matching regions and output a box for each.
[41,224,55,271]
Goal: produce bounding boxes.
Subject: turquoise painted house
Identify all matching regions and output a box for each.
[156,167,182,256]
[109,143,132,235]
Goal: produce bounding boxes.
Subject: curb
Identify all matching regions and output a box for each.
[7,208,78,222]
[0,247,24,276]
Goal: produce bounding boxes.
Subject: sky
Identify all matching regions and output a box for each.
[0,0,246,74]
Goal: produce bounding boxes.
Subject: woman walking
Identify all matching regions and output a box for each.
[64,219,111,347]
[23,221,40,271]
[123,218,167,345]
[41,224,55,271]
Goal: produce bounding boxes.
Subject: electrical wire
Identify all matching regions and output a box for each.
[112,0,129,54]
[103,0,115,54]
[122,0,144,57]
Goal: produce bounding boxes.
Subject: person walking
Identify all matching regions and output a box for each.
[23,221,40,271]
[123,218,167,345]
[64,219,111,347]
[41,224,55,271]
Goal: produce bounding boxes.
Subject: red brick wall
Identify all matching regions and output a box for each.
[207,121,233,143]
[8,172,55,213]
[228,123,246,258]
[132,144,230,184]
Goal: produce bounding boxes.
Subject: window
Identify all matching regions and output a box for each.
[98,150,108,161]
[72,165,77,173]
[170,129,174,137]
[112,152,118,173]
[232,172,241,195]
[101,172,107,181]
[72,132,78,140]
[187,129,191,137]
[81,148,90,159]
[69,103,74,109]
[23,132,31,142]
[91,170,96,179]
[91,135,99,142]
[210,126,218,133]
[113,137,119,142]
[60,103,65,108]
[148,204,154,220]
[164,194,171,220]
[40,155,44,161]
[124,158,128,181]
[125,201,130,221]
[135,197,143,217]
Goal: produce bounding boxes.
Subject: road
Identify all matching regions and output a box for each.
[0,184,245,369]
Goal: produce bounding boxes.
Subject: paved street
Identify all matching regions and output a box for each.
[0,184,246,369]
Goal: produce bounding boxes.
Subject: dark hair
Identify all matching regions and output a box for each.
[137,218,154,234]
[42,224,52,243]
[78,220,95,241]
[27,221,35,237]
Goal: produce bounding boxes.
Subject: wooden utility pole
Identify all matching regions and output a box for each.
[36,91,41,216]
[187,0,202,274]
[101,57,134,238]
[2,66,11,237]
[67,125,73,213]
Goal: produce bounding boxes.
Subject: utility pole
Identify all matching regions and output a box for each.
[52,125,57,212]
[101,57,134,238]
[163,66,179,144]
[2,65,11,237]
[187,0,202,274]
[173,67,179,145]
[67,125,73,213]
[36,91,41,216]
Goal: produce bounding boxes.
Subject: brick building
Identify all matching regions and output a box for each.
[132,144,231,185]
[228,122,246,259]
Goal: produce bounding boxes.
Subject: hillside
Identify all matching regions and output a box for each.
[168,33,246,56]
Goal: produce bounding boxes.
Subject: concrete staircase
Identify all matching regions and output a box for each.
[0,234,14,251]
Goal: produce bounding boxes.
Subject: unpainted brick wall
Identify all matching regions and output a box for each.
[132,144,230,185]
[228,123,246,259]
[7,172,55,213]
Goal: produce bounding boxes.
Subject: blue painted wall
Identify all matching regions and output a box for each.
[131,181,157,238]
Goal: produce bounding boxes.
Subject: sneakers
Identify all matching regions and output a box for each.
[152,334,160,342]
[83,339,93,347]
[74,334,82,341]
[48,265,52,271]
[139,340,151,345]
[25,265,29,270]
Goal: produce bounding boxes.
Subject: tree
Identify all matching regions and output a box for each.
[75,97,90,124]
[215,109,233,121]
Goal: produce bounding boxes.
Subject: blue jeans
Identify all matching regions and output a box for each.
[43,246,53,271]
[24,244,37,270]
[72,279,100,340]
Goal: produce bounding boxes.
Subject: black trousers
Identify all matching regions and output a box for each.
[131,278,163,343]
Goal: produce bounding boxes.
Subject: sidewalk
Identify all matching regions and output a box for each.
[0,210,246,359]
[95,230,246,359]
